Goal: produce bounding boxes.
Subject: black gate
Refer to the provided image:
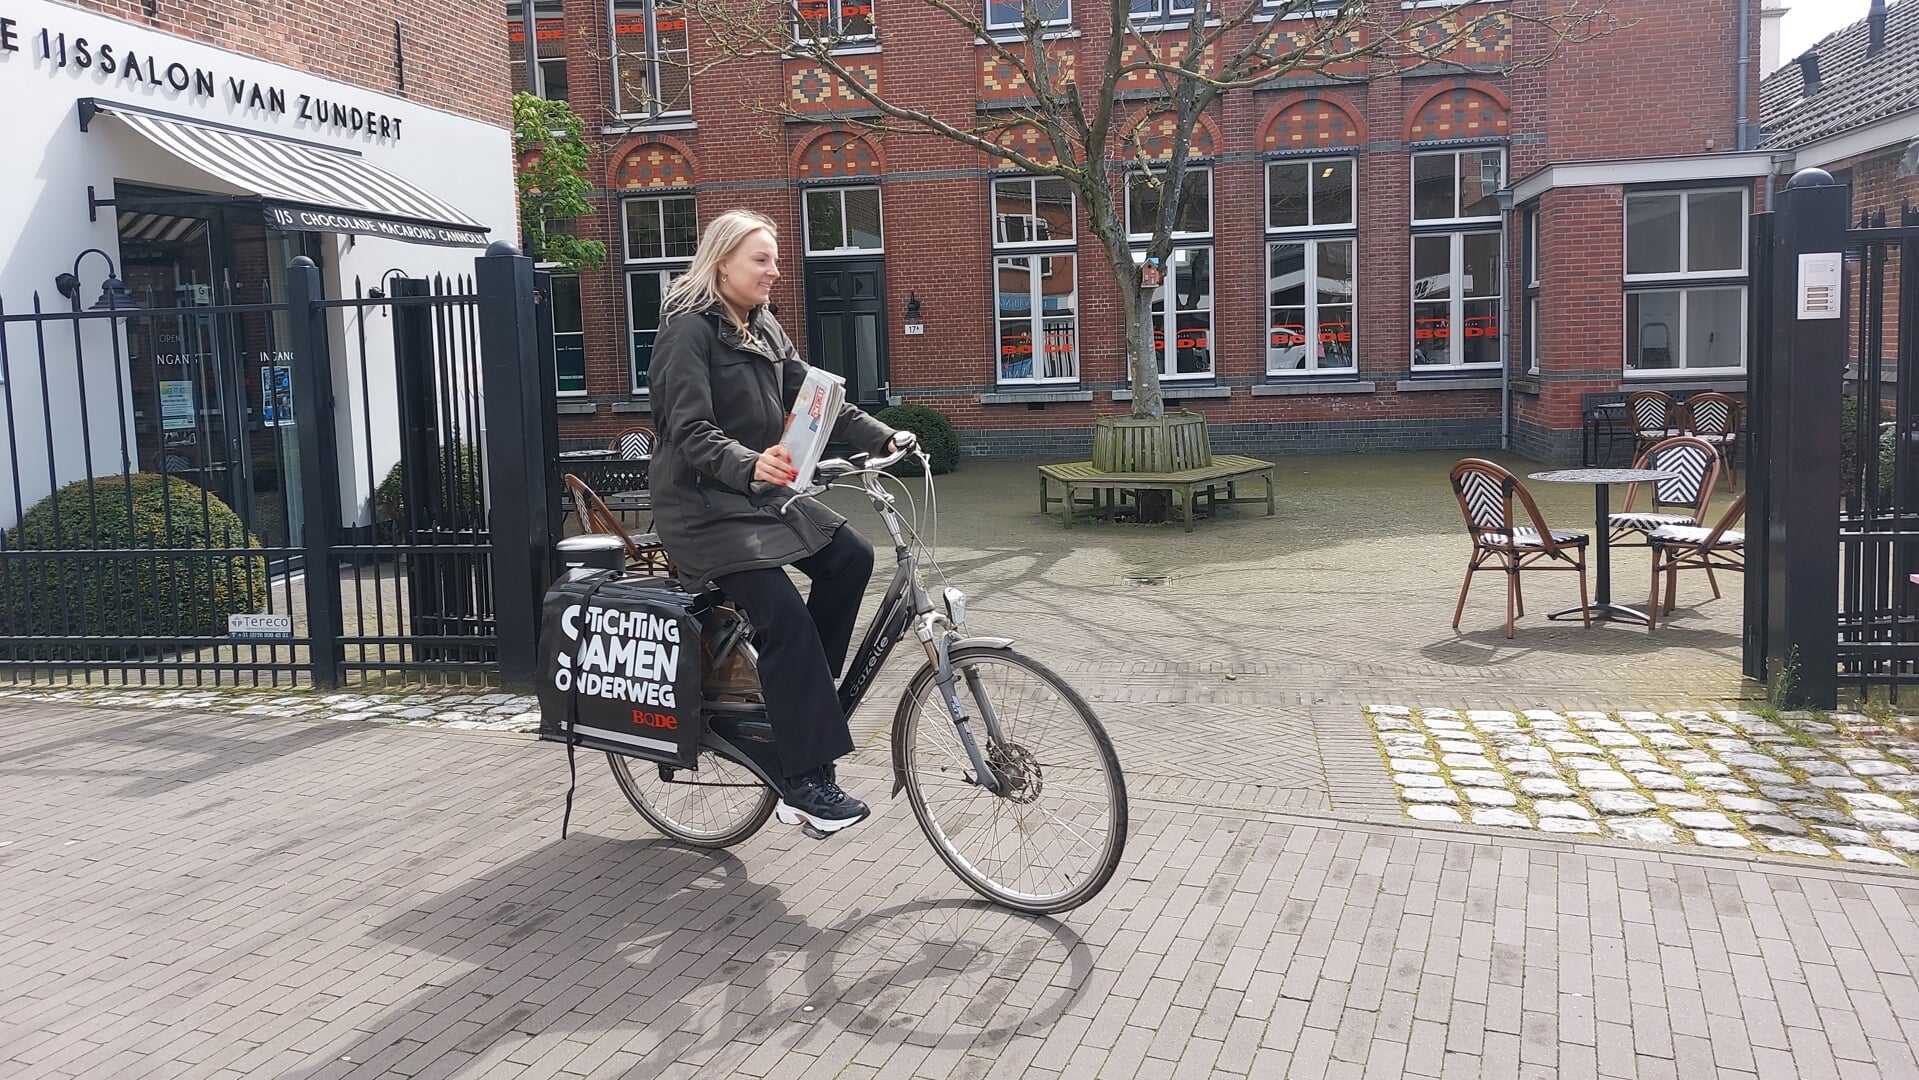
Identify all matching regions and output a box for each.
[1746,171,1918,706]
[1839,205,1919,697]
[0,245,555,690]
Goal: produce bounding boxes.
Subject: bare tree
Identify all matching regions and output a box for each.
[684,0,1618,419]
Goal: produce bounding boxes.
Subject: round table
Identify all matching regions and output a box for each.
[1529,467,1677,625]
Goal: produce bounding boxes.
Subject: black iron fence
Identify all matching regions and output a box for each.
[0,246,555,689]
[1747,175,1917,705]
[1838,205,1918,697]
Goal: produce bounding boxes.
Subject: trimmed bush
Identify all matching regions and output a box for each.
[0,474,266,657]
[876,404,960,476]
[374,445,484,540]
[1841,402,1898,504]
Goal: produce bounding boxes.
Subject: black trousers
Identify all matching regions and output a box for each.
[712,526,874,780]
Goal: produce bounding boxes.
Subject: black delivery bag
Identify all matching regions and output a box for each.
[537,570,704,767]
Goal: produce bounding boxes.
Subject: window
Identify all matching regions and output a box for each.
[1261,0,1343,12]
[1410,148,1503,370]
[1126,168,1211,239]
[795,0,875,42]
[1523,208,1540,375]
[1131,0,1200,22]
[993,176,1079,384]
[1623,189,1747,375]
[612,0,691,119]
[986,0,1071,31]
[1266,157,1354,376]
[507,2,568,101]
[1411,148,1504,223]
[1411,231,1501,369]
[549,273,586,395]
[1127,169,1214,379]
[803,187,883,254]
[624,195,698,392]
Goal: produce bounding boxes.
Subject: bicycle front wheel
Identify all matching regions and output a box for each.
[606,750,776,848]
[895,646,1127,914]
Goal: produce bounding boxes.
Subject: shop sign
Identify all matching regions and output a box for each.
[1,15,407,143]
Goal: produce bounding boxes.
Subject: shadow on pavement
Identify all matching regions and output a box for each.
[280,828,1094,1078]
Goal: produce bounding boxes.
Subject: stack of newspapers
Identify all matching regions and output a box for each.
[778,366,845,490]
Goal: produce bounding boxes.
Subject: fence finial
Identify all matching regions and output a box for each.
[1786,167,1836,190]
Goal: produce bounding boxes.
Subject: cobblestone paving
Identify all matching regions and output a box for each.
[1370,706,1919,867]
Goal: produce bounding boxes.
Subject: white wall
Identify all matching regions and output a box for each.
[0,0,517,530]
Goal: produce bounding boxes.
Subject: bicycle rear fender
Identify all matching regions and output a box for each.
[889,637,1016,796]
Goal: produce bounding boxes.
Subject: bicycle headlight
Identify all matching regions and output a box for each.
[942,587,967,628]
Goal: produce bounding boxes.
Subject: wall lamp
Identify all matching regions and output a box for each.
[54,248,140,312]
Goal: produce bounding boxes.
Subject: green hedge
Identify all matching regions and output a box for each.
[374,445,484,540]
[876,404,960,476]
[0,474,266,657]
[1841,402,1898,504]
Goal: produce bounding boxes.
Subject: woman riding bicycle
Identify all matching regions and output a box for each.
[647,208,913,836]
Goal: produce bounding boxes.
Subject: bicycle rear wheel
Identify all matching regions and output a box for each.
[606,750,776,848]
[895,646,1127,914]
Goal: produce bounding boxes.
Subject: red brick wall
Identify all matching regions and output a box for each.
[68,0,510,127]
[532,0,1752,452]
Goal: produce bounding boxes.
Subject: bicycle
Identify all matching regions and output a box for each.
[603,445,1128,915]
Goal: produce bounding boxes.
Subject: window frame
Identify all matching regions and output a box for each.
[544,270,588,397]
[1523,206,1540,375]
[1621,186,1750,377]
[610,0,693,121]
[1264,154,1357,378]
[1409,228,1503,372]
[622,193,697,394]
[793,0,878,44]
[1265,237,1356,377]
[985,0,1072,31]
[1622,187,1750,283]
[1265,155,1355,233]
[508,2,569,101]
[992,175,1080,386]
[802,185,885,256]
[1125,166,1213,241]
[1130,0,1201,23]
[1410,147,1505,226]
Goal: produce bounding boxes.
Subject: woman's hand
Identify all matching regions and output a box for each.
[754,444,798,485]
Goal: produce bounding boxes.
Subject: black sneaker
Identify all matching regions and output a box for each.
[776,769,869,834]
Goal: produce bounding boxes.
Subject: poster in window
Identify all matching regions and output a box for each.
[159,380,196,431]
[260,359,294,427]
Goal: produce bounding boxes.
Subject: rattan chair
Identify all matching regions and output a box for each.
[609,426,654,460]
[562,472,671,573]
[1450,458,1591,639]
[1627,390,1683,458]
[1683,391,1741,488]
[1607,435,1721,547]
[1645,493,1745,629]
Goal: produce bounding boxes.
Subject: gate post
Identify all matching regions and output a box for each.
[286,256,344,688]
[1761,169,1850,708]
[475,242,553,691]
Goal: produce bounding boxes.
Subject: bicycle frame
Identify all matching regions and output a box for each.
[694,457,1014,798]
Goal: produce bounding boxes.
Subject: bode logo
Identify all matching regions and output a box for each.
[630,709,678,731]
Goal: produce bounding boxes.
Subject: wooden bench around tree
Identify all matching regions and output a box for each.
[1037,456,1276,532]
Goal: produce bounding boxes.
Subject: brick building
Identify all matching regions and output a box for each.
[513,0,1767,461]
[1761,0,1916,393]
[0,0,516,531]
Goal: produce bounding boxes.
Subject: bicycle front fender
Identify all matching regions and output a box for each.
[889,637,1015,797]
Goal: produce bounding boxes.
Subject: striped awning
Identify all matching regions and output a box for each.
[81,99,490,248]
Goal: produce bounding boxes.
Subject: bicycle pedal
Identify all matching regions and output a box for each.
[798,822,832,840]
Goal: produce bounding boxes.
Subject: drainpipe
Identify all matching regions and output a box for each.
[1736,0,1753,150]
[1498,189,1515,451]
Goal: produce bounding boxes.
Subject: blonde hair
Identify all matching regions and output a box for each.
[660,209,780,335]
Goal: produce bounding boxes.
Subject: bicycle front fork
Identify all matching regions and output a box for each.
[923,628,1006,795]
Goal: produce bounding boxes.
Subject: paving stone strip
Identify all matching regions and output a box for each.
[1369,704,1919,867]
[0,686,540,732]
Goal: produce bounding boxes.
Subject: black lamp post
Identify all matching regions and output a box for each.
[54,248,140,313]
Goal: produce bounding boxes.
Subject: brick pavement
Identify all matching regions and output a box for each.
[6,701,1919,1079]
